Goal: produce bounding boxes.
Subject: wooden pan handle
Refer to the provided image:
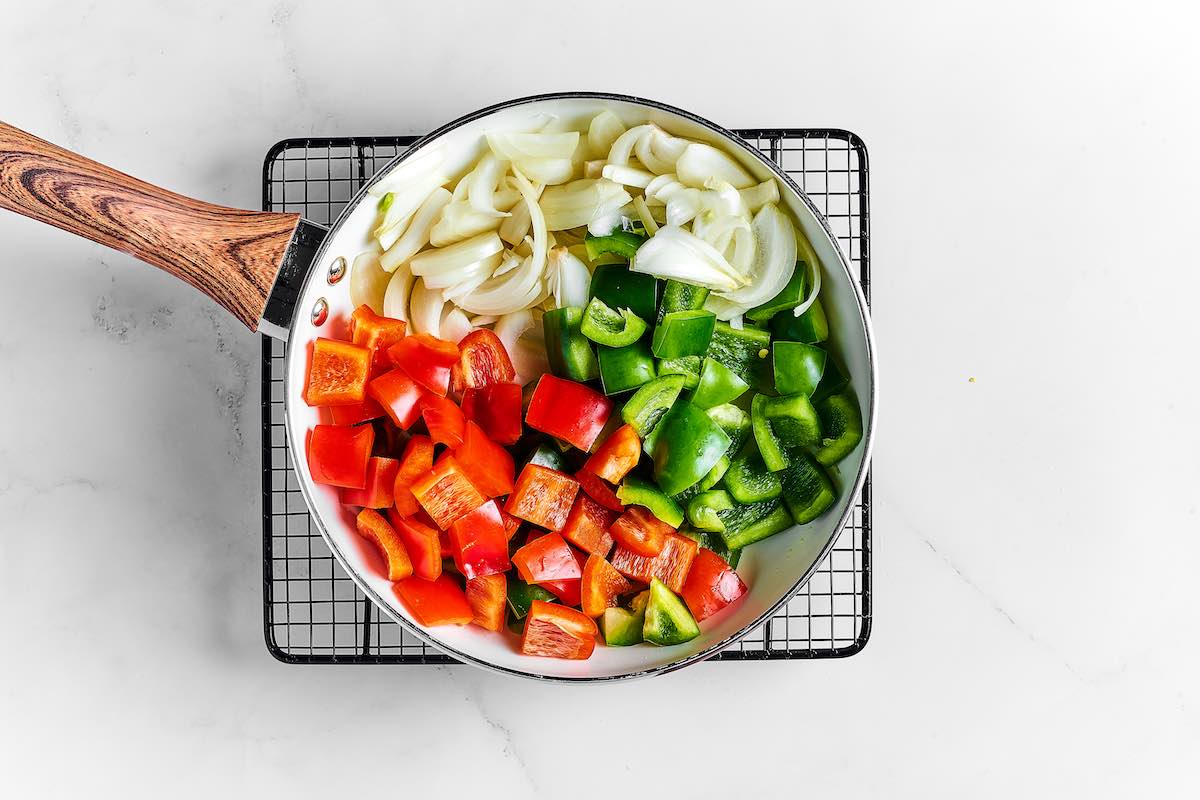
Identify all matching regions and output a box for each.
[0,121,301,330]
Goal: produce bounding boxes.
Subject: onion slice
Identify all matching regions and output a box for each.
[713,203,797,312]
[630,225,746,291]
[380,187,452,272]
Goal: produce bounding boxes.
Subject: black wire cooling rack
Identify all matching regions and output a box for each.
[261,129,871,664]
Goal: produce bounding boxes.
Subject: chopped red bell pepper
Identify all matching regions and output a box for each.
[305,338,371,407]
[500,509,522,540]
[387,509,442,581]
[681,548,748,622]
[610,531,698,593]
[520,600,597,659]
[511,532,583,584]
[388,333,460,396]
[307,424,374,489]
[452,421,514,498]
[447,500,512,579]
[325,395,385,426]
[367,369,426,429]
[339,456,400,508]
[560,492,616,557]
[350,305,408,371]
[456,329,516,389]
[540,544,586,606]
[504,463,580,531]
[574,469,625,512]
[466,573,507,632]
[525,375,614,451]
[580,554,635,618]
[355,508,413,580]
[410,454,487,529]
[393,573,473,626]
[583,424,641,484]
[609,506,671,557]
[420,394,466,448]
[392,434,434,516]
[461,382,523,446]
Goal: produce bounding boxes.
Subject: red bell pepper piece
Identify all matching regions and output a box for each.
[610,531,698,593]
[447,500,512,579]
[304,338,371,407]
[511,532,583,584]
[339,456,400,508]
[583,424,641,484]
[388,333,460,396]
[466,573,507,632]
[609,506,671,557]
[452,421,515,498]
[456,329,516,389]
[540,543,586,606]
[350,304,408,371]
[560,492,617,557]
[367,369,426,429]
[392,434,434,516]
[325,395,385,426]
[409,454,487,529]
[387,509,442,581]
[500,509,522,540]
[307,424,374,489]
[355,508,413,581]
[574,469,624,512]
[460,382,523,446]
[393,573,473,626]
[580,554,635,618]
[420,394,466,448]
[504,463,580,531]
[520,600,597,659]
[681,548,748,622]
[525,375,613,451]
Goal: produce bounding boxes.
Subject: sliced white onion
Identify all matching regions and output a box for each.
[456,256,544,316]
[587,110,627,159]
[470,314,498,327]
[492,251,524,278]
[493,309,533,357]
[740,179,780,212]
[368,147,445,197]
[349,247,389,314]
[420,250,501,290]
[466,153,512,218]
[606,125,652,167]
[714,203,797,311]
[632,195,659,234]
[382,261,415,321]
[665,187,705,226]
[630,225,747,292]
[601,163,654,189]
[492,185,521,211]
[408,278,446,336]
[547,247,591,308]
[583,159,606,179]
[499,182,533,245]
[440,308,474,343]
[644,173,681,200]
[410,231,503,278]
[588,211,621,237]
[429,202,503,247]
[789,226,824,318]
[692,212,755,275]
[512,157,574,185]
[703,178,751,220]
[676,142,755,189]
[635,126,688,174]
[380,187,452,272]
[487,131,580,160]
[374,170,449,247]
[540,178,631,231]
[443,269,492,304]
[512,171,548,278]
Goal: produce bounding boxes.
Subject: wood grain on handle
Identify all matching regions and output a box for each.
[0,121,301,330]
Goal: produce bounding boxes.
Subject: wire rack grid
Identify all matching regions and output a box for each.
[261,129,871,664]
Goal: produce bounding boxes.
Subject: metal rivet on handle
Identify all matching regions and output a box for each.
[327,256,346,285]
[311,298,328,326]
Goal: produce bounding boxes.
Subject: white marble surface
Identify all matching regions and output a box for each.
[2,1,1197,796]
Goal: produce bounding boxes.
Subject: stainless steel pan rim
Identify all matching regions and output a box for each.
[282,91,878,682]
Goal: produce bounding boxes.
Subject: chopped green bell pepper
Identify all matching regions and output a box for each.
[718,498,794,550]
[705,403,752,457]
[724,447,783,504]
[781,451,837,523]
[507,578,557,620]
[602,605,645,646]
[813,391,863,466]
[621,374,686,438]
[590,264,658,322]
[543,306,599,382]
[597,339,656,395]
[677,525,740,567]
[617,476,685,527]
[657,355,701,390]
[524,440,570,472]
[657,279,710,323]
[746,261,807,323]
[651,400,732,496]
[585,229,646,262]
[772,341,827,397]
[643,578,700,646]
[700,455,730,490]
[652,310,716,359]
[687,489,735,532]
[751,393,821,470]
[581,297,648,348]
[811,353,849,403]
[707,321,772,384]
[691,357,749,409]
[770,297,829,343]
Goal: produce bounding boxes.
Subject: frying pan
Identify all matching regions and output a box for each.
[0,92,876,681]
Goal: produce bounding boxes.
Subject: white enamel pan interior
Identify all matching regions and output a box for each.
[283,92,877,682]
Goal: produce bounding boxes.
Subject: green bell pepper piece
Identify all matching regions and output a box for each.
[781,451,837,523]
[746,261,807,323]
[705,403,752,457]
[597,339,656,395]
[651,401,732,496]
[621,374,686,437]
[543,306,599,381]
[652,310,716,359]
[602,605,646,646]
[643,578,700,646]
[772,341,827,397]
[687,489,735,532]
[677,525,740,567]
[507,578,557,620]
[585,230,646,261]
[700,455,730,490]
[581,297,648,348]
[718,498,793,550]
[724,447,783,504]
[770,297,829,343]
[590,264,658,322]
[751,393,821,470]
[691,357,749,409]
[524,440,569,472]
[657,279,710,323]
[657,355,701,390]
[616,476,685,527]
[811,353,849,403]
[707,321,772,384]
[813,391,863,466]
